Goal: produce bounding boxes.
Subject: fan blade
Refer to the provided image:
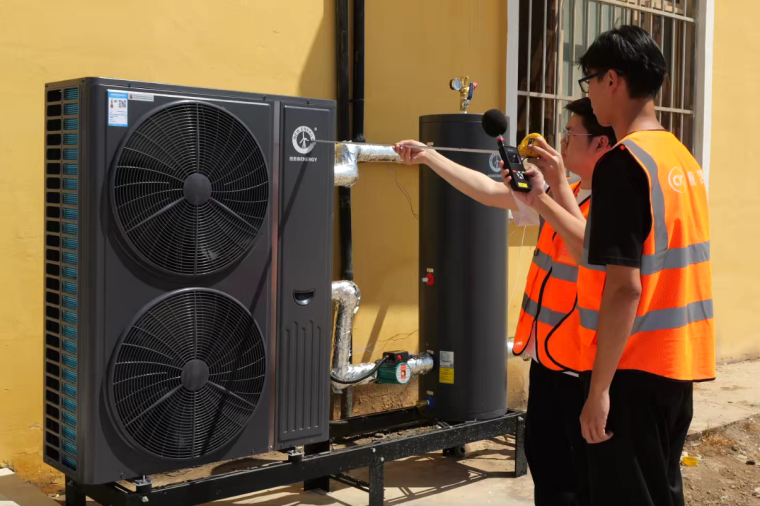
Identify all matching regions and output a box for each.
[125,198,184,233]
[124,384,182,427]
[208,198,259,233]
[207,381,256,409]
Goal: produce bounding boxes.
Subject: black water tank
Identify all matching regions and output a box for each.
[418,113,508,422]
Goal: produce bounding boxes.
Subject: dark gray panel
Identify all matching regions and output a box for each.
[275,105,334,447]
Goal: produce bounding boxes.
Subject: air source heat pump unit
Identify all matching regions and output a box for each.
[42,78,335,484]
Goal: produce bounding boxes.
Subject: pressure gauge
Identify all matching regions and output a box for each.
[449,78,463,91]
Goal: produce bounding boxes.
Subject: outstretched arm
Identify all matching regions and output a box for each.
[394,140,519,211]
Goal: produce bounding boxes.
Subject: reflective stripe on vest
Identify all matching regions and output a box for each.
[579,299,713,335]
[577,135,715,381]
[533,250,579,282]
[513,180,588,372]
[522,293,570,328]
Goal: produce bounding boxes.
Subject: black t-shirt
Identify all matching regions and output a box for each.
[587,146,652,268]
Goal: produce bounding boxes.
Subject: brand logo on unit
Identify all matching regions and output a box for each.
[668,167,687,194]
[292,126,316,155]
[489,153,502,173]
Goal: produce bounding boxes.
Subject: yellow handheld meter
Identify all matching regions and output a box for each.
[518,133,545,159]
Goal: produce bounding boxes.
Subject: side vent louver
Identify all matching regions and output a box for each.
[62,340,77,355]
[62,354,77,370]
[62,369,77,385]
[62,382,77,398]
[62,455,77,471]
[62,426,76,442]
[62,397,77,413]
[62,412,76,428]
[44,85,78,470]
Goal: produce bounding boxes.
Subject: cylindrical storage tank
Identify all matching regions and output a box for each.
[418,113,508,422]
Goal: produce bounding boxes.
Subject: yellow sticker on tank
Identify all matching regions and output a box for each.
[439,368,454,384]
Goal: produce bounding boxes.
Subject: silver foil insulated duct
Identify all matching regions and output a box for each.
[333,143,402,187]
[406,354,434,376]
[330,280,432,390]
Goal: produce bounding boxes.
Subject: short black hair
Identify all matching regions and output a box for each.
[579,25,667,99]
[565,97,617,145]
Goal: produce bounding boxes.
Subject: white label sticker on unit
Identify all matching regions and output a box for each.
[439,351,454,385]
[128,92,154,102]
[108,91,128,127]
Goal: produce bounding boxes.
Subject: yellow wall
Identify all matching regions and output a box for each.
[0,0,532,486]
[710,0,760,363]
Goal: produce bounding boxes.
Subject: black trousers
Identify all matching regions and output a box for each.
[525,360,590,506]
[580,370,694,506]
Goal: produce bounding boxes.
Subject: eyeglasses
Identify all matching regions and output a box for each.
[578,69,625,93]
[561,128,594,144]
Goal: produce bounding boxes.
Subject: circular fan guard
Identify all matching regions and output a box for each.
[112,102,269,277]
[108,289,266,460]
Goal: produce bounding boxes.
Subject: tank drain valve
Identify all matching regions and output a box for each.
[421,273,435,286]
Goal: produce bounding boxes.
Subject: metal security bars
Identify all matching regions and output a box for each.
[512,0,698,153]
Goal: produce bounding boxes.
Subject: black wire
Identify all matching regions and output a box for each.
[387,165,418,220]
[330,357,389,385]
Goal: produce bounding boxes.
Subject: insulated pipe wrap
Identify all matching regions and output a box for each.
[334,143,402,187]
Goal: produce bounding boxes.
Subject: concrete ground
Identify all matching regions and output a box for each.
[202,360,760,505]
[0,469,60,506]
[214,442,535,506]
[4,360,760,506]
[690,359,760,435]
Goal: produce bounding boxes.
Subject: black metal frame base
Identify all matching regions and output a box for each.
[65,409,526,506]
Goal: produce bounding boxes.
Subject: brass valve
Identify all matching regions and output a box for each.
[449,76,478,114]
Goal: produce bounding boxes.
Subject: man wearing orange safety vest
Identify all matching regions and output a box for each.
[511,25,715,506]
[510,98,614,506]
[395,97,615,506]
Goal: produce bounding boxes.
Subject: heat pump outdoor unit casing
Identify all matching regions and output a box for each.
[42,78,335,484]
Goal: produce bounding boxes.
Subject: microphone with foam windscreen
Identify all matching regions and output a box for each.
[482,109,532,193]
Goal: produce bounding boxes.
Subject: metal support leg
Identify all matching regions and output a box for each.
[65,481,86,506]
[368,461,384,506]
[303,441,331,492]
[514,415,528,477]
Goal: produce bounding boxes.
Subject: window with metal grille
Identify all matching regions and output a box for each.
[507,0,713,170]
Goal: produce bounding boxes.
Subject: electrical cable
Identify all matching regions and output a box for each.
[387,164,419,220]
[330,356,389,385]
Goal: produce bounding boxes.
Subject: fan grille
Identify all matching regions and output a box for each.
[113,102,269,276]
[110,289,266,459]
